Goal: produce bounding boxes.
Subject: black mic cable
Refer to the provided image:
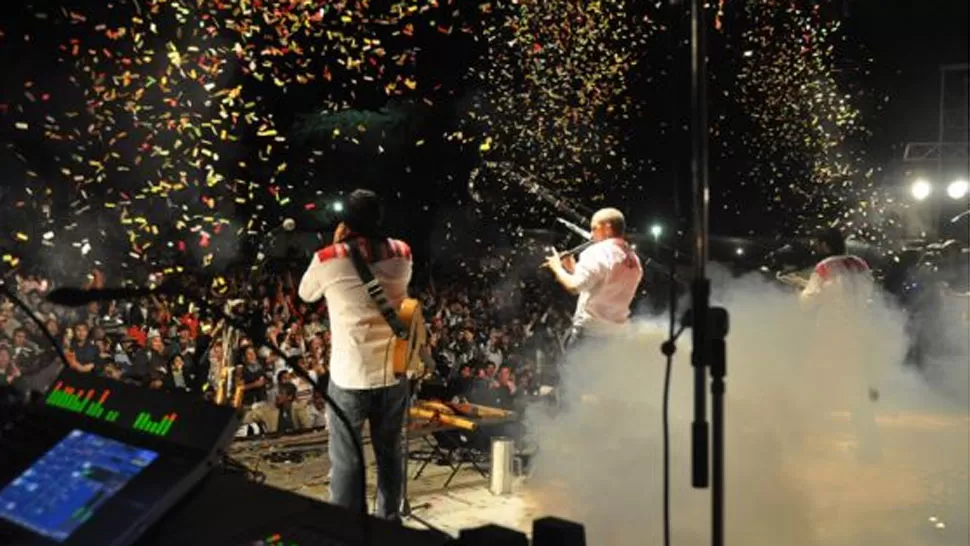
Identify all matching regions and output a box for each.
[660,264,685,546]
[661,13,685,540]
[46,282,374,545]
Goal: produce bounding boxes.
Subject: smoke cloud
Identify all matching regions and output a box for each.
[523,267,969,545]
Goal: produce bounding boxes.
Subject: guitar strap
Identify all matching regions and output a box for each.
[346,239,409,339]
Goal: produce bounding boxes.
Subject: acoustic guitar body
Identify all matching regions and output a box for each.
[391,298,428,379]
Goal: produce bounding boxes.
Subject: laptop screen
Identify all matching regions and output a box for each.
[0,430,158,542]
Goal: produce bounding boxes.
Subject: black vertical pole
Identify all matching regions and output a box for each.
[689,0,710,493]
[687,1,727,546]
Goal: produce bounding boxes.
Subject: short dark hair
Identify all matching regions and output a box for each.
[343,189,383,237]
[816,227,846,256]
[278,382,297,399]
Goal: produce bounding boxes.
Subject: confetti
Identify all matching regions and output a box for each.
[5,0,447,274]
[468,0,648,184]
[719,1,892,246]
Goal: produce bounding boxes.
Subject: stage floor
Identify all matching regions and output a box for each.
[229,402,970,545]
[229,430,539,537]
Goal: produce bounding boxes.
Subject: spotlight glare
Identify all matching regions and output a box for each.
[910,179,932,201]
[947,179,969,200]
[735,247,744,256]
[332,201,344,212]
[650,224,663,238]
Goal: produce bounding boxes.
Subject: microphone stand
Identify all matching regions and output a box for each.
[685,1,728,545]
[398,377,439,533]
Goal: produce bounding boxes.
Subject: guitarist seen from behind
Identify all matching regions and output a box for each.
[298,189,413,521]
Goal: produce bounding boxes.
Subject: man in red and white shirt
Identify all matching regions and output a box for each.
[545,208,643,342]
[799,228,874,307]
[798,227,882,461]
[298,189,412,520]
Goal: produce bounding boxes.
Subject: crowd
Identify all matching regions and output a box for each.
[0,263,576,436]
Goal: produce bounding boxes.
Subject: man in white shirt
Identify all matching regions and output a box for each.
[794,227,882,461]
[298,189,412,520]
[545,207,643,344]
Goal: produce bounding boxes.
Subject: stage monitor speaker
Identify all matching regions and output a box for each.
[532,516,586,546]
[455,524,529,546]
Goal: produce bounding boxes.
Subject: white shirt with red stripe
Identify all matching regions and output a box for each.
[298,236,412,390]
[801,254,873,305]
[572,237,643,336]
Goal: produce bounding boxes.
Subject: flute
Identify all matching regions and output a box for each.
[539,239,596,269]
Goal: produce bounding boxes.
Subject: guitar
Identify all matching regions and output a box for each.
[391,298,428,379]
[345,240,429,380]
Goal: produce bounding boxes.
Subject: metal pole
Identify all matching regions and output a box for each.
[688,0,710,492]
[690,0,709,275]
[687,2,725,546]
[934,66,946,239]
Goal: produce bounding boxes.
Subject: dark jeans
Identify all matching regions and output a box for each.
[326,379,407,519]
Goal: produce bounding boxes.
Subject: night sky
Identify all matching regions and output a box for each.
[0,0,966,278]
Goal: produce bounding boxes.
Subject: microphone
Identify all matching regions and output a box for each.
[252,218,296,270]
[46,284,171,307]
[263,218,296,235]
[556,217,592,240]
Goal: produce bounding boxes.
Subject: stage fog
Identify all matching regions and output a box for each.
[523,267,970,545]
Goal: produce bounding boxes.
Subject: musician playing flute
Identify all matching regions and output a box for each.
[544,208,643,348]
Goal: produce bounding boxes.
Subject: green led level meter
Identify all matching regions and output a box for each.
[45,382,115,421]
[45,381,179,438]
[133,411,178,437]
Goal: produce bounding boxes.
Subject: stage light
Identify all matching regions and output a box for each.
[947,179,969,200]
[650,224,663,239]
[735,247,744,256]
[332,201,344,212]
[910,179,932,201]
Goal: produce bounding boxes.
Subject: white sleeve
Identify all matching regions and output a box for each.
[572,247,609,292]
[298,255,328,303]
[799,269,824,305]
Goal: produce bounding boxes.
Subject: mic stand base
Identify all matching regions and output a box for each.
[400,499,435,529]
[709,308,727,546]
[706,307,729,546]
[683,304,729,546]
[399,378,447,536]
